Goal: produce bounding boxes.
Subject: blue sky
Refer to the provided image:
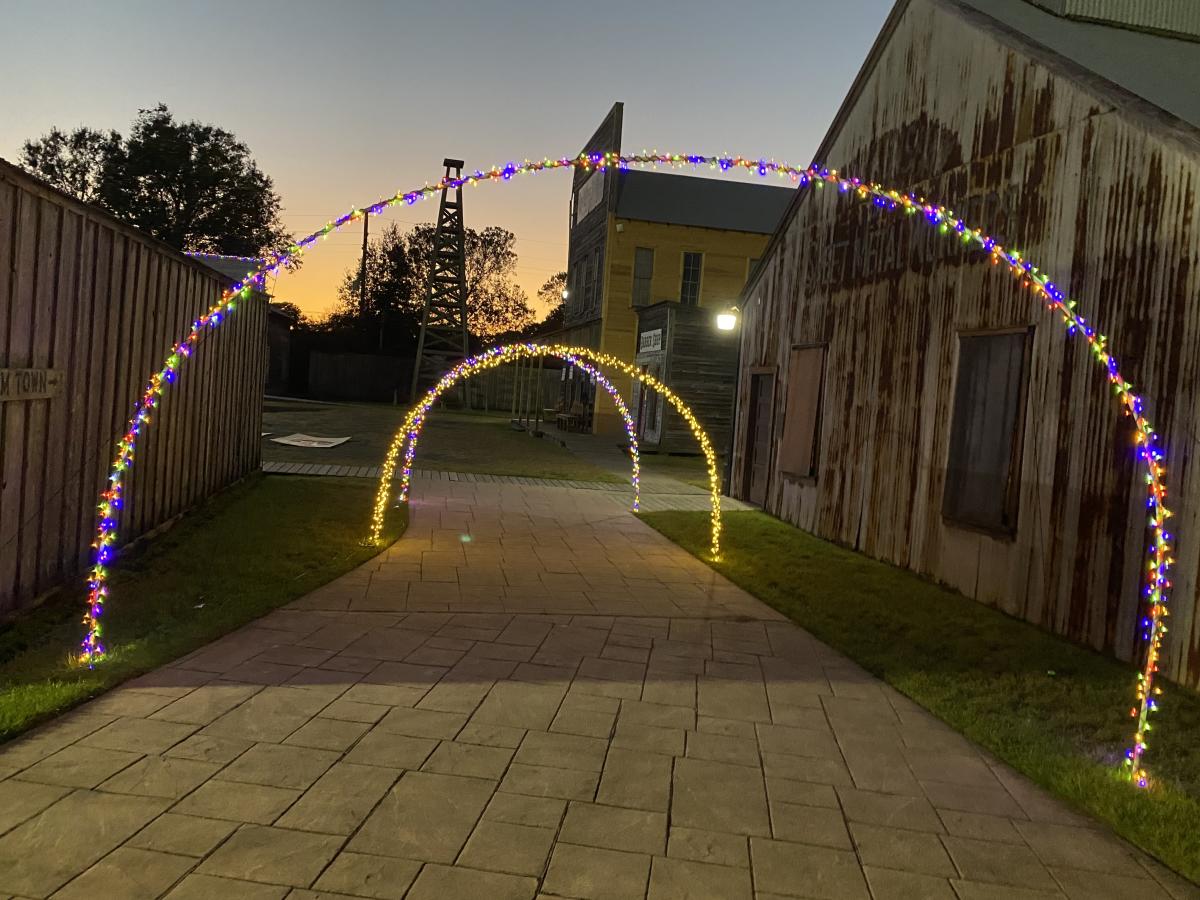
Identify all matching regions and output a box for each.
[0,0,893,315]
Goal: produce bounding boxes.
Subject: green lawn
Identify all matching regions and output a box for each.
[0,474,405,743]
[263,400,623,482]
[640,509,1200,883]
[638,452,725,490]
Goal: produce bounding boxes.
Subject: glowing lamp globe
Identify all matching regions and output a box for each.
[716,312,738,331]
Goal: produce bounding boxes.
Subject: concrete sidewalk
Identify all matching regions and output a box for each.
[0,481,1188,899]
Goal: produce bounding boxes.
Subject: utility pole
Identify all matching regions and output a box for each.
[411,158,470,402]
[358,213,369,319]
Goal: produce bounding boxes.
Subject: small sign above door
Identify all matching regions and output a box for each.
[0,369,64,402]
[639,329,663,353]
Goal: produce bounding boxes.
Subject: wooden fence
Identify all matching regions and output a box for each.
[0,160,267,616]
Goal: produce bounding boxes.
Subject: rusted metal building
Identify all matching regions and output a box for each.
[730,0,1200,686]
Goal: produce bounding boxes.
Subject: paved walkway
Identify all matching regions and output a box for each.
[0,481,1190,899]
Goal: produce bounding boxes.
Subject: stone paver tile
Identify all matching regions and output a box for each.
[459,819,555,876]
[685,730,759,767]
[16,744,143,790]
[620,700,695,730]
[276,763,398,835]
[755,722,839,759]
[220,744,339,790]
[375,706,467,740]
[667,826,748,868]
[499,763,598,801]
[340,683,427,708]
[342,730,436,770]
[648,856,752,900]
[0,790,168,897]
[283,717,371,752]
[471,681,566,731]
[98,756,220,799]
[349,771,494,862]
[483,792,566,828]
[942,835,1058,891]
[1051,867,1166,899]
[198,824,343,886]
[1013,821,1146,876]
[0,779,70,834]
[696,715,755,739]
[79,716,196,754]
[543,843,651,900]
[515,731,608,772]
[672,757,770,837]
[202,687,332,742]
[128,813,237,856]
[405,863,537,900]
[318,699,389,724]
[51,846,193,900]
[84,689,176,719]
[560,802,668,854]
[611,721,684,756]
[312,851,421,899]
[165,734,253,765]
[640,677,696,709]
[551,705,615,739]
[761,751,853,787]
[864,866,957,899]
[771,801,852,849]
[597,748,672,812]
[906,751,998,787]
[850,822,955,876]
[837,787,944,832]
[151,683,262,726]
[923,781,1026,818]
[457,721,526,749]
[173,780,300,825]
[937,810,1025,848]
[422,740,514,779]
[163,873,288,899]
[766,776,839,809]
[750,837,869,900]
[950,881,1067,899]
[696,677,771,723]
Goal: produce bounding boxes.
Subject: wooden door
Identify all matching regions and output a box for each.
[745,373,775,506]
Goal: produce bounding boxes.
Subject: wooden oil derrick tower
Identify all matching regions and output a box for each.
[411,158,470,401]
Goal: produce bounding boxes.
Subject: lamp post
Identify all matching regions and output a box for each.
[716,306,741,497]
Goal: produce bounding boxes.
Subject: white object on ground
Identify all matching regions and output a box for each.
[271,433,351,448]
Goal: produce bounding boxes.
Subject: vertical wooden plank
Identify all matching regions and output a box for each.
[2,191,40,610]
[37,201,78,589]
[0,179,22,613]
[123,241,150,537]
[61,210,97,577]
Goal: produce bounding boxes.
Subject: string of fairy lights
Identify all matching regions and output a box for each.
[370,345,648,548]
[83,151,1171,788]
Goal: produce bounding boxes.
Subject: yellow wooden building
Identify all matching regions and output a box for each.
[558,104,794,436]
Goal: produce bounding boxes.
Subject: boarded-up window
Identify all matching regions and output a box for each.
[942,330,1031,533]
[779,346,826,478]
[680,252,702,306]
[632,247,654,306]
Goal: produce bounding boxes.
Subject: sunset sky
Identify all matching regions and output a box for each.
[0,0,891,319]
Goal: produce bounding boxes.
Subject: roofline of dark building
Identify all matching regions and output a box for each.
[741,0,1200,302]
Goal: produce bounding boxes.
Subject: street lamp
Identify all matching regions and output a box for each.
[716,305,742,498]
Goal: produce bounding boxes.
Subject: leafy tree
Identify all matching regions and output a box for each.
[20,127,120,202]
[535,271,567,333]
[19,105,289,258]
[331,222,534,346]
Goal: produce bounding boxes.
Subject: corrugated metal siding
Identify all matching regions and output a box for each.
[732,0,1200,687]
[1055,0,1200,38]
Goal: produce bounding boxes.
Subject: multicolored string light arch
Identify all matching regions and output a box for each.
[369,344,646,537]
[82,151,1172,787]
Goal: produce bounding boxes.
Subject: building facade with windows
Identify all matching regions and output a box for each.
[729,0,1200,686]
[559,103,793,436]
